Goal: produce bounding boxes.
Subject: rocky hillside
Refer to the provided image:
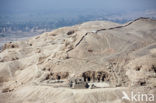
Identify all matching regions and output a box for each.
[0,17,156,103]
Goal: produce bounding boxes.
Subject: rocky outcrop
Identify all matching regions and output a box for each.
[2,42,19,50]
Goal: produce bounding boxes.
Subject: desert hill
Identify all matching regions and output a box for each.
[0,17,156,103]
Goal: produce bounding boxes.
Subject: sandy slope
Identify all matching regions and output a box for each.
[0,18,156,103]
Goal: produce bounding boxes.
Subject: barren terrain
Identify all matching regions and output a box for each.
[0,18,156,103]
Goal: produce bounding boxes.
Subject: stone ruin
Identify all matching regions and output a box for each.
[37,70,111,89]
[68,71,111,89]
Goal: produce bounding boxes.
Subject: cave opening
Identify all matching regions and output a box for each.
[57,75,61,80]
[11,45,15,48]
[98,77,100,82]
[140,81,146,86]
[152,65,156,73]
[87,77,91,82]
[83,77,86,82]
[102,75,105,82]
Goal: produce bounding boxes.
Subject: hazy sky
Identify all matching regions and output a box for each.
[0,0,156,13]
